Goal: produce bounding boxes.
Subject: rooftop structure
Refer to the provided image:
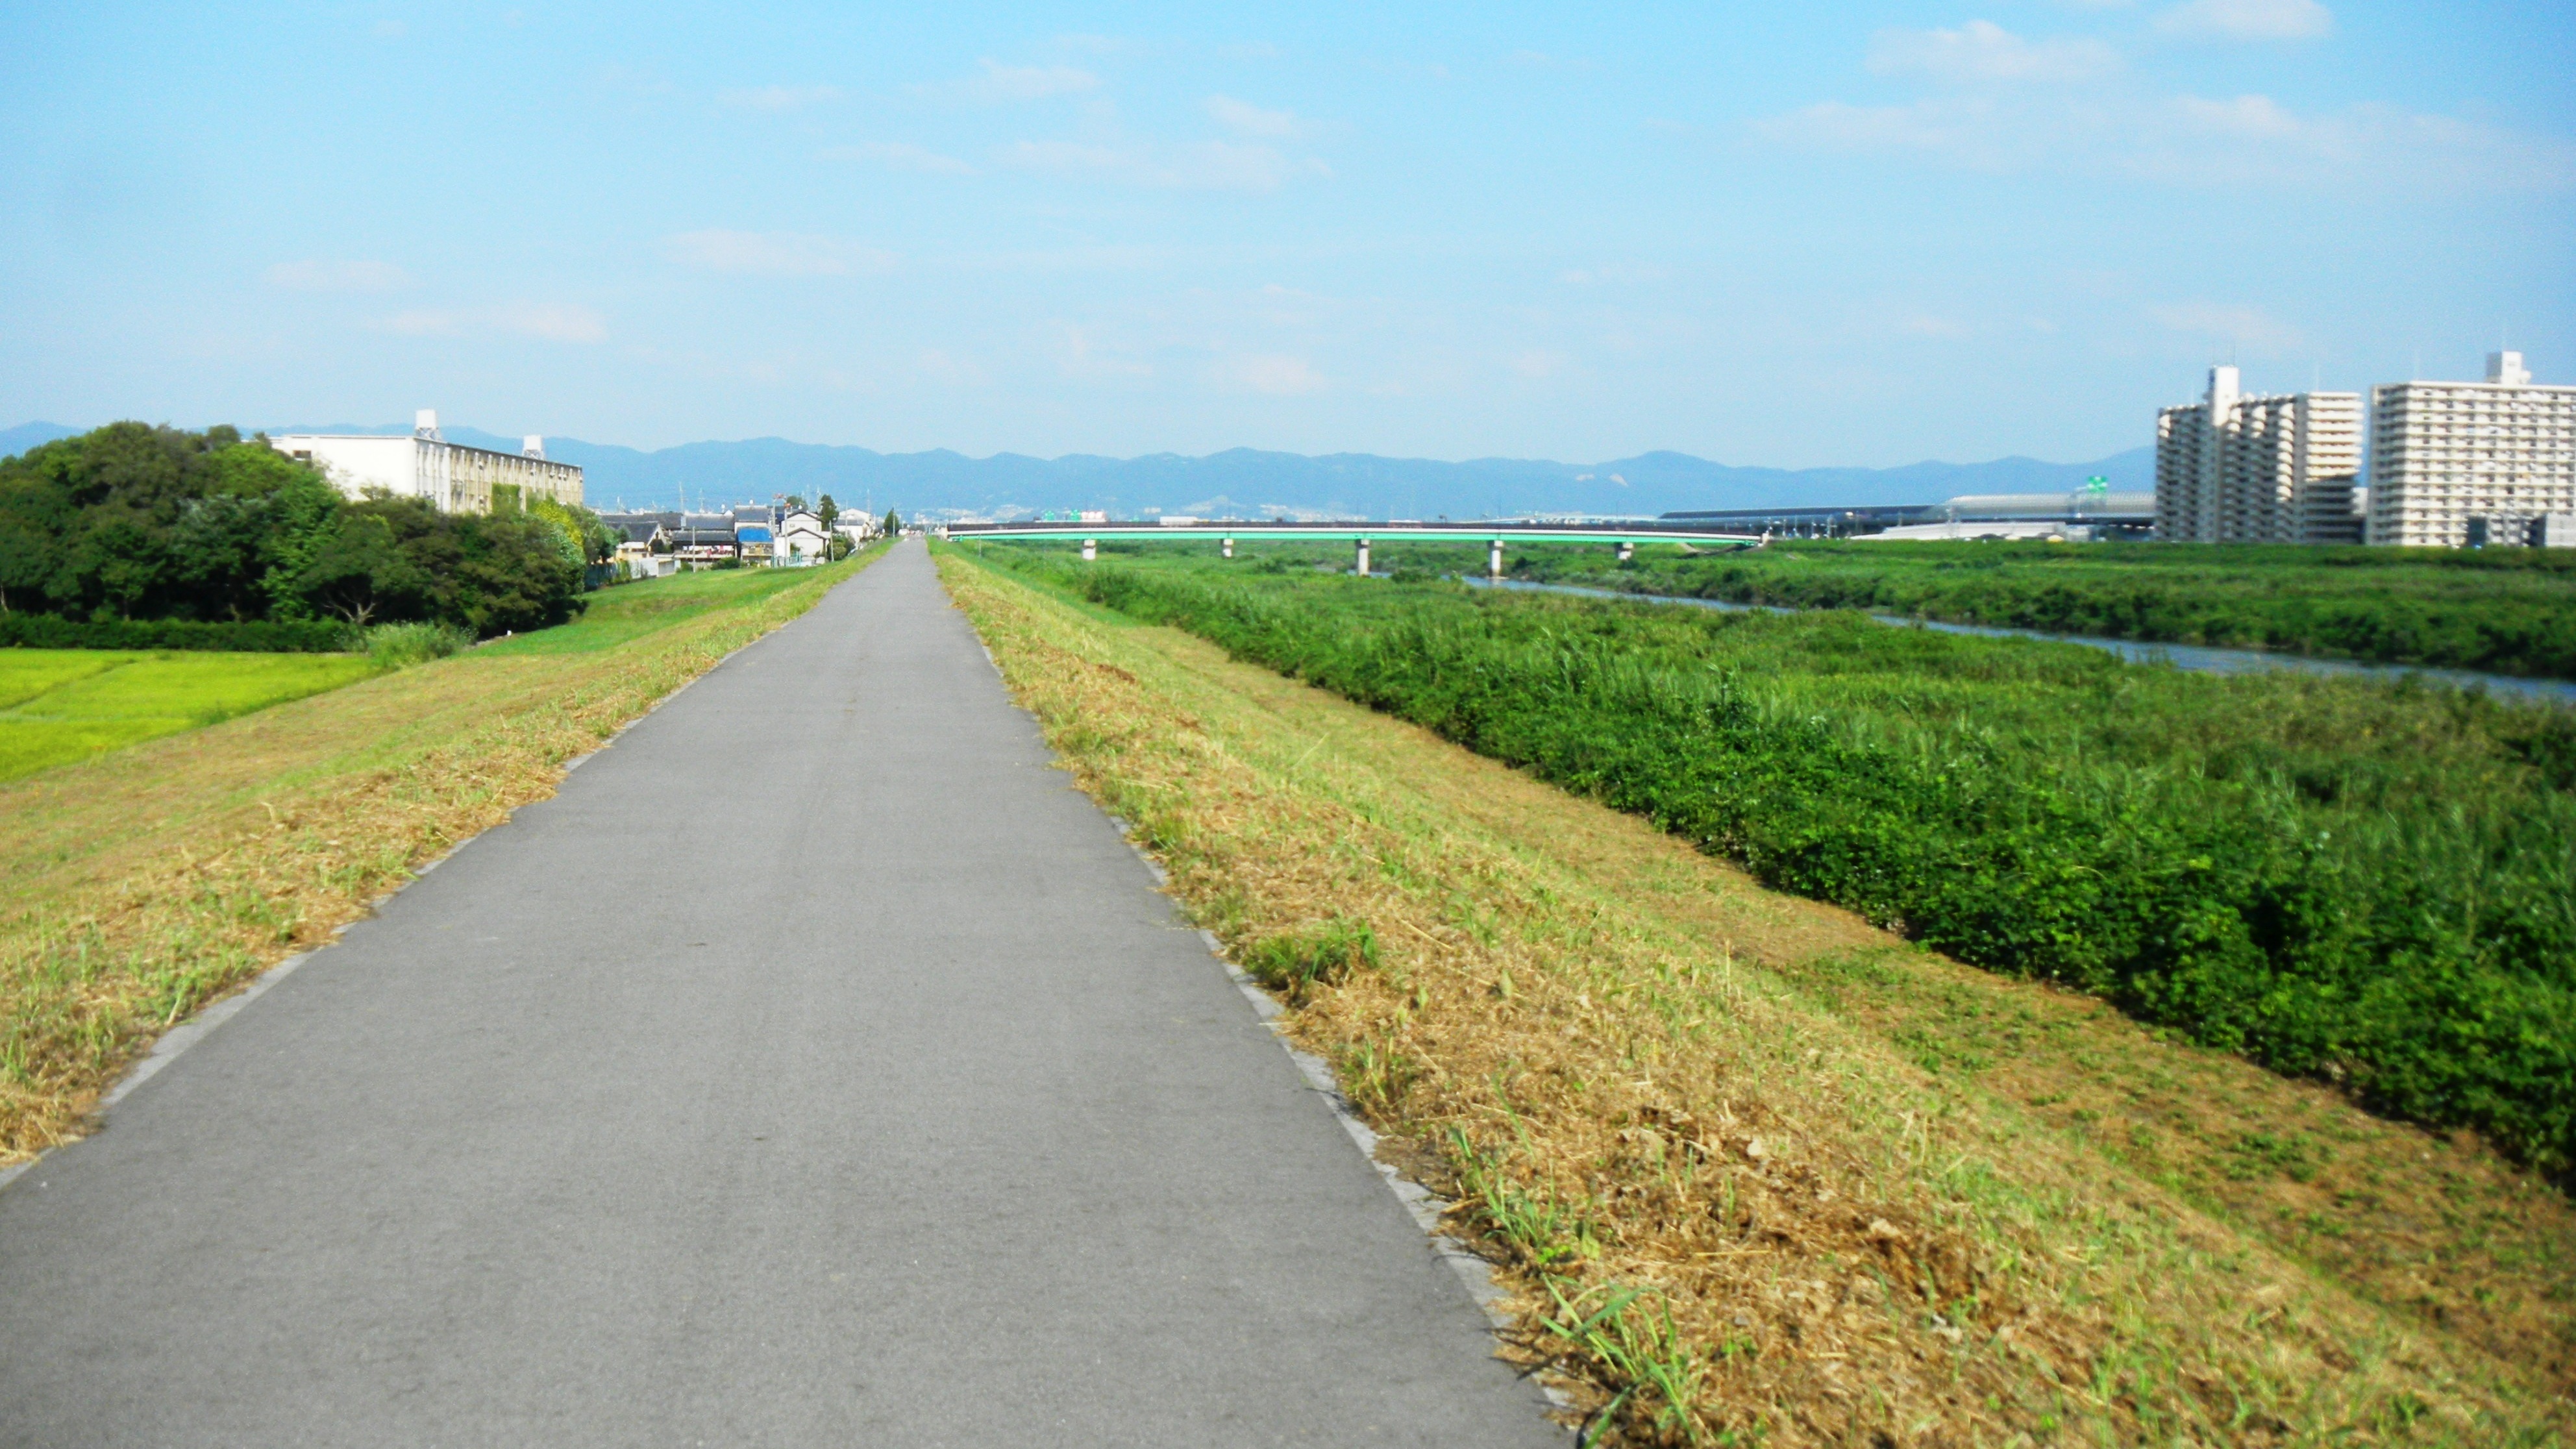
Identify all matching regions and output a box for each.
[2366,353,2576,548]
[269,410,582,515]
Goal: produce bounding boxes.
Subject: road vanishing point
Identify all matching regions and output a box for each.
[0,540,1566,1448]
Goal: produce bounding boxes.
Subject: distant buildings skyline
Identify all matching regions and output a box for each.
[2157,353,2575,547]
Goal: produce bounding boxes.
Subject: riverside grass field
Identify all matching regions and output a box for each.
[965,540,2576,1179]
[1495,538,2576,680]
[0,651,379,784]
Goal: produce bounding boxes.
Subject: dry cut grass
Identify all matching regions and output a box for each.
[0,551,882,1165]
[936,546,2571,1448]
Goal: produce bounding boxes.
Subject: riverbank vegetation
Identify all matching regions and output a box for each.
[0,545,883,1167]
[1498,537,2576,680]
[967,543,2576,1180]
[937,544,2571,1445]
[0,422,617,639]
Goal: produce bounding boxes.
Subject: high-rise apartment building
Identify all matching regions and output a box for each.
[2154,367,2362,543]
[2365,353,2576,548]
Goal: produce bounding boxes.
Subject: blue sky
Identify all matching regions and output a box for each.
[3,1,2568,466]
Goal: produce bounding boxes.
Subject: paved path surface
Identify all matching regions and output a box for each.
[0,541,1561,1448]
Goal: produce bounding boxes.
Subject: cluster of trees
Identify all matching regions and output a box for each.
[0,423,618,638]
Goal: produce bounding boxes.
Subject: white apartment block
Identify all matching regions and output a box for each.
[2155,367,2362,544]
[2366,353,2576,548]
[269,410,584,515]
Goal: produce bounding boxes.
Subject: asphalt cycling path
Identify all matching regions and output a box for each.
[0,539,1562,1448]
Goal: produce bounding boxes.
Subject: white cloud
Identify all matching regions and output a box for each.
[720,84,843,110]
[1056,325,1152,380]
[957,59,1100,103]
[1760,97,2020,167]
[267,258,412,292]
[663,230,898,277]
[1001,138,1326,192]
[1866,21,2120,84]
[1759,90,2575,193]
[1901,314,1972,339]
[382,310,459,338]
[378,303,606,343]
[915,349,988,386]
[2168,92,2305,139]
[1226,353,1326,395]
[2156,0,2332,40]
[1206,95,1303,138]
[1509,349,1567,379]
[2140,95,2576,186]
[2150,301,2304,351]
[495,302,607,343]
[1557,262,1672,286]
[965,244,1168,273]
[825,140,978,175]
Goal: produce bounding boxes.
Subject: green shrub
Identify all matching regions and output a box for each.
[1243,917,1381,1002]
[363,621,474,668]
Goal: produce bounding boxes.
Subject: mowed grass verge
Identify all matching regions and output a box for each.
[0,549,884,1165]
[0,650,381,784]
[935,545,2571,1448]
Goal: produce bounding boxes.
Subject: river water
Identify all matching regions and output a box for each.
[1463,578,2576,708]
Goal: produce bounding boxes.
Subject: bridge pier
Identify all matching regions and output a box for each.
[1617,541,1635,562]
[1222,537,1234,559]
[1489,539,1504,579]
[1354,538,1371,576]
[1082,538,1096,562]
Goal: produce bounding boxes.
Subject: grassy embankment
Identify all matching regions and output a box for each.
[996,544,2576,1178]
[1491,538,2576,680]
[0,551,882,1165]
[937,543,2571,1446]
[0,651,380,783]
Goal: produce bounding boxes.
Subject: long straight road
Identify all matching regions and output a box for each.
[0,541,1561,1448]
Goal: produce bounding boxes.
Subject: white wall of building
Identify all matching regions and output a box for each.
[268,410,582,515]
[2366,353,2576,548]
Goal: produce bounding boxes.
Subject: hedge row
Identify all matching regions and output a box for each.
[0,615,356,652]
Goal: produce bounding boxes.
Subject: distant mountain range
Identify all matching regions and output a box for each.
[4,419,2151,520]
[0,421,79,457]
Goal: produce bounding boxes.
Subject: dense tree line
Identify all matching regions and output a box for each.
[0,423,615,638]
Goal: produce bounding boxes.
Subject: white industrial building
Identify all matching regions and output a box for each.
[2155,367,2363,544]
[269,410,583,514]
[2365,353,2576,548]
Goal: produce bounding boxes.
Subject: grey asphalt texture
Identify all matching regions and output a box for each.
[0,540,1563,1448]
